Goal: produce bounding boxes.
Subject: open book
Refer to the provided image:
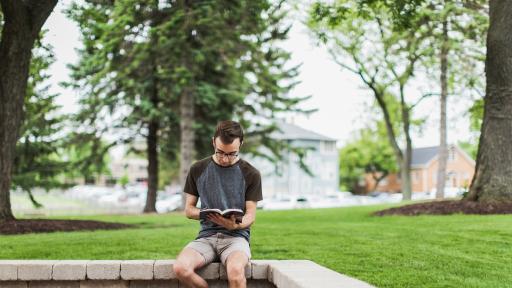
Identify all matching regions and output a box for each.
[200,208,244,224]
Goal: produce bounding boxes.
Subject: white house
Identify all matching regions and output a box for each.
[246,120,339,198]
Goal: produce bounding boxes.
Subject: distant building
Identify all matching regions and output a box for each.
[366,145,475,193]
[246,120,339,198]
[109,157,148,185]
[91,122,340,193]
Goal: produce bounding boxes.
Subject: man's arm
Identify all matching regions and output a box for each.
[184,193,200,220]
[237,200,257,229]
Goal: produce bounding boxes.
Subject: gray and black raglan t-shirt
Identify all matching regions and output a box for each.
[184,156,262,242]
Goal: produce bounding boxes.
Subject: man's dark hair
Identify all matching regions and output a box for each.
[214,120,244,144]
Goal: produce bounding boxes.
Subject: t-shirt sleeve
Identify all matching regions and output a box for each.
[245,170,263,201]
[183,165,199,196]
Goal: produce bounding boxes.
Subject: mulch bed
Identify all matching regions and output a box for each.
[374,200,512,216]
[0,219,135,235]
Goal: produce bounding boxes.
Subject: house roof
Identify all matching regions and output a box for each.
[270,120,337,142]
[411,145,475,168]
[411,146,440,167]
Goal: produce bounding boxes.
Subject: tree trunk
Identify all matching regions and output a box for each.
[372,89,408,199]
[467,0,512,202]
[400,85,413,201]
[143,9,161,214]
[400,163,411,200]
[143,119,159,213]
[0,0,57,221]
[436,18,449,200]
[178,1,195,211]
[370,170,388,192]
[179,88,195,210]
[402,136,413,200]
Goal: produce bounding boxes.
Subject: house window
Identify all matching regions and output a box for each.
[328,165,335,179]
[448,147,456,162]
[414,171,420,183]
[321,141,335,153]
[446,171,457,187]
[463,172,471,187]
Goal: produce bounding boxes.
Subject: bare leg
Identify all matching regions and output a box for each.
[226,251,249,288]
[174,247,209,288]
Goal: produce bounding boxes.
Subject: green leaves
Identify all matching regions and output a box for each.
[65,0,310,182]
[11,31,71,207]
[339,124,398,192]
[309,2,349,29]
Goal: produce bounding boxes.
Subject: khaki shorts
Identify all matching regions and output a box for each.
[185,233,251,266]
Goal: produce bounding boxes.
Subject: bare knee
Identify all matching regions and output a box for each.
[174,262,194,279]
[227,264,245,283]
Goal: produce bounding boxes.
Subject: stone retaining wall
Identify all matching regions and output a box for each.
[0,260,375,288]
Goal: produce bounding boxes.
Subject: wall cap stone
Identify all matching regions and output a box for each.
[0,259,375,287]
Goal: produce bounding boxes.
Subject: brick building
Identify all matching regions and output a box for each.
[366,145,475,193]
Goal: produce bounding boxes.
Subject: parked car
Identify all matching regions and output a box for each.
[256,199,268,209]
[156,193,182,213]
[429,187,465,198]
[121,191,146,207]
[262,195,310,210]
[308,195,344,208]
[97,190,125,206]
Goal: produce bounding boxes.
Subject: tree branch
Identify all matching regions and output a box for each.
[409,92,440,110]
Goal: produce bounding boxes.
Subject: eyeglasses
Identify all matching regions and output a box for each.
[214,149,239,160]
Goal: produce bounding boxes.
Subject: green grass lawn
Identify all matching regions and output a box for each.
[1,204,511,288]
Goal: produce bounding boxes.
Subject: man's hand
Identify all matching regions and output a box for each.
[207,214,239,230]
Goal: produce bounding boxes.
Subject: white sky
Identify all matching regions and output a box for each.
[42,1,476,152]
